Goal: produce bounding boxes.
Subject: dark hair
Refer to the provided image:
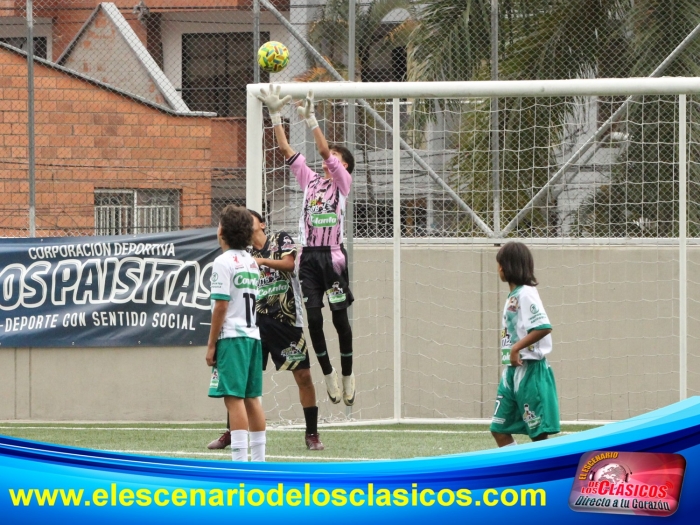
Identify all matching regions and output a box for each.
[219,205,253,249]
[496,242,538,286]
[329,144,355,174]
[248,209,265,230]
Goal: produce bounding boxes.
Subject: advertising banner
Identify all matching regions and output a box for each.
[0,229,218,347]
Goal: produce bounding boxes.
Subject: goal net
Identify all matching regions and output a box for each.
[246,79,700,425]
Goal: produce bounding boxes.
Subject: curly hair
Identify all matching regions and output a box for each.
[219,205,253,249]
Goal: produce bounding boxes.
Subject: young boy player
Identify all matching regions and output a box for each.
[206,205,266,461]
[257,84,356,406]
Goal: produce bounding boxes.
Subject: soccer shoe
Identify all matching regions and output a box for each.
[305,433,325,451]
[207,430,231,450]
[324,368,342,404]
[342,373,356,406]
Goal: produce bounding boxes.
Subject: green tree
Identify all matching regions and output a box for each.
[406,0,700,237]
[298,0,417,228]
[570,1,700,237]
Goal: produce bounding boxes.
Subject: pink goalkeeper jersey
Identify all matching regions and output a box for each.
[288,153,352,247]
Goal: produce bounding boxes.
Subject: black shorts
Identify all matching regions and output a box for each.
[299,245,354,310]
[258,314,310,372]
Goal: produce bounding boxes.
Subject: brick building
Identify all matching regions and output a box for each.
[0,42,217,236]
[0,0,291,237]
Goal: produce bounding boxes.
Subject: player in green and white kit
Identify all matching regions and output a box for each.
[490,242,560,447]
[206,205,266,462]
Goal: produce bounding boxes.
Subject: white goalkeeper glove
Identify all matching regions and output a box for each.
[256,84,291,126]
[297,90,319,130]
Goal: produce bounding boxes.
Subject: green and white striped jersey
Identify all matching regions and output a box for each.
[500,285,552,365]
[209,249,260,340]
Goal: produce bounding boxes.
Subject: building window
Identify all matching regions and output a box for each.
[353,198,465,238]
[211,197,270,227]
[0,37,48,59]
[94,189,180,236]
[182,32,270,117]
[354,199,428,238]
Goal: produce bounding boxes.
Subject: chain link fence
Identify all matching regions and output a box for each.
[1,1,700,423]
[0,1,697,239]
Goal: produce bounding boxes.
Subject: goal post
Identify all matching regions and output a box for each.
[246,78,699,426]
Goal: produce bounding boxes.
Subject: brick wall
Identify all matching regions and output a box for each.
[0,46,213,237]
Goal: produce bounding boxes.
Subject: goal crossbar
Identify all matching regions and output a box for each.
[247,77,700,101]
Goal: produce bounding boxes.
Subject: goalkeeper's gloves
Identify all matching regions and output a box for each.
[256,84,291,126]
[297,90,319,130]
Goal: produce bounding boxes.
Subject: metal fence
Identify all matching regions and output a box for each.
[1,1,700,423]
[1,1,698,239]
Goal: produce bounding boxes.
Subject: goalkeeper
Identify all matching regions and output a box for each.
[491,242,560,447]
[257,84,356,407]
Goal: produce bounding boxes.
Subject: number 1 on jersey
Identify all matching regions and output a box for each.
[243,293,256,328]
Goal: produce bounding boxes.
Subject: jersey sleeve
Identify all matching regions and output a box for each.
[277,231,297,259]
[210,257,231,301]
[519,288,552,333]
[287,153,315,190]
[325,155,352,196]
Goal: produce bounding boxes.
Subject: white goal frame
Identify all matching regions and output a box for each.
[246,78,698,424]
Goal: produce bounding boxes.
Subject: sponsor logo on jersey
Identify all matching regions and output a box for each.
[326,281,346,303]
[211,272,218,282]
[233,272,259,289]
[522,403,541,428]
[258,280,289,299]
[501,328,513,364]
[507,296,518,312]
[311,213,338,227]
[282,340,306,362]
[209,368,219,389]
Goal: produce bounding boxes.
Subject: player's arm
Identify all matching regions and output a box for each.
[206,300,228,366]
[297,90,330,160]
[257,84,295,159]
[254,254,294,273]
[509,328,552,367]
[274,124,295,160]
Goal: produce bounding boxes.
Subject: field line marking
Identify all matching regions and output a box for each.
[0,426,573,435]
[108,449,388,461]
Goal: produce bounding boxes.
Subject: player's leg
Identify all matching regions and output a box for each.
[259,314,325,449]
[325,246,355,405]
[244,338,266,461]
[490,367,527,447]
[292,367,324,450]
[330,309,354,405]
[285,326,324,449]
[208,338,251,459]
[244,397,266,461]
[317,246,355,406]
[224,396,249,461]
[332,308,353,377]
[305,306,341,404]
[299,250,339,396]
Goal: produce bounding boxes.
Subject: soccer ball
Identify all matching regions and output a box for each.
[257,41,289,73]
